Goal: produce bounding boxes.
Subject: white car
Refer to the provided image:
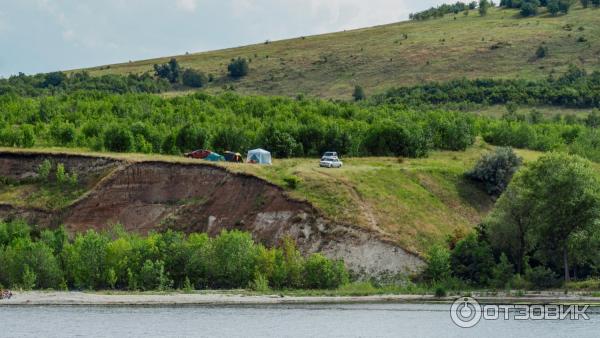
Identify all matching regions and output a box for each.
[320,157,343,168]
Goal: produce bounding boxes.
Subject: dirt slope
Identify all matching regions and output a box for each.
[0,151,423,275]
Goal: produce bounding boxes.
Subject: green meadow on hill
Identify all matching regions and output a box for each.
[80,6,600,99]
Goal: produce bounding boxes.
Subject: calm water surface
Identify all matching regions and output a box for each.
[1,303,598,338]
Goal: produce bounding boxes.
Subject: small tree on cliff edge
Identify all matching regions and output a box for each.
[479,0,491,16]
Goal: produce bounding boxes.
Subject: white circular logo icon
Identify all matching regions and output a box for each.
[450,297,482,328]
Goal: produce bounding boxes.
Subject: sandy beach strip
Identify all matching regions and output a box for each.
[1,291,600,306]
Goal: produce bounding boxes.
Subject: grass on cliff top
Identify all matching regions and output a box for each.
[78,6,600,99]
[0,143,542,254]
[224,141,542,254]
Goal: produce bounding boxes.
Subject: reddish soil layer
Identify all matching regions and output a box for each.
[0,152,423,274]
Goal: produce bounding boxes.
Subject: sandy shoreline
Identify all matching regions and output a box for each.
[1,291,600,306]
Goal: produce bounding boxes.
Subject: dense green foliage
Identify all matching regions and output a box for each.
[228,58,249,78]
[500,0,579,16]
[410,2,471,20]
[0,91,480,157]
[182,69,208,88]
[426,153,600,289]
[467,147,523,196]
[153,58,182,84]
[0,221,348,290]
[378,66,600,109]
[0,71,170,96]
[486,152,600,282]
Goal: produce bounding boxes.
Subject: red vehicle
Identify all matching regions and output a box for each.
[184,149,212,159]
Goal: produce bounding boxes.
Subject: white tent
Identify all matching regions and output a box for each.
[247,148,272,165]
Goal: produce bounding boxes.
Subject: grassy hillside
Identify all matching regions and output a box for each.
[80,6,600,99]
[228,141,545,254]
[0,142,542,254]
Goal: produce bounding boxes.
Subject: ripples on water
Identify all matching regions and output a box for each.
[1,303,598,338]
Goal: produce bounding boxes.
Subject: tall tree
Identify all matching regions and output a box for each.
[506,153,600,282]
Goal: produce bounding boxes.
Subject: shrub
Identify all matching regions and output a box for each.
[182,69,208,88]
[106,268,117,289]
[56,163,67,185]
[21,265,37,290]
[259,126,301,158]
[65,230,109,289]
[182,277,194,293]
[211,127,248,153]
[434,286,447,297]
[525,266,560,289]
[490,253,514,289]
[209,230,258,288]
[20,125,36,148]
[304,253,349,289]
[176,124,207,152]
[250,272,270,292]
[450,234,495,285]
[139,260,172,291]
[37,159,52,183]
[228,58,249,78]
[536,45,548,59]
[103,124,134,152]
[467,147,523,196]
[154,58,181,83]
[558,0,573,13]
[548,0,560,15]
[520,2,538,16]
[423,245,451,283]
[478,0,490,16]
[50,121,76,145]
[352,85,366,101]
[283,176,300,189]
[363,122,430,158]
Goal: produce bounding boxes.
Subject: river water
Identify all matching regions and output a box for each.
[1,303,598,337]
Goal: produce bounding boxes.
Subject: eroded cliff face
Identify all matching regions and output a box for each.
[0,152,424,275]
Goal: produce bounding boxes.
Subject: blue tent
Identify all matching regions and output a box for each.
[205,152,225,162]
[247,149,272,165]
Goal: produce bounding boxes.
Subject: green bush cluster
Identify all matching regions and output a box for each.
[425,153,600,289]
[36,160,78,187]
[0,71,170,97]
[0,221,348,291]
[467,147,523,196]
[500,0,578,17]
[0,91,477,158]
[154,58,209,88]
[379,66,600,109]
[228,58,249,78]
[410,2,471,20]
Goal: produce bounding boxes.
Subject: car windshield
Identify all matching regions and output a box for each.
[322,157,337,162]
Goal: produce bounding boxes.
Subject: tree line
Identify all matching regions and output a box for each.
[410,2,479,20]
[0,58,249,97]
[0,222,348,291]
[0,91,477,158]
[4,89,600,163]
[500,0,597,17]
[376,66,600,109]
